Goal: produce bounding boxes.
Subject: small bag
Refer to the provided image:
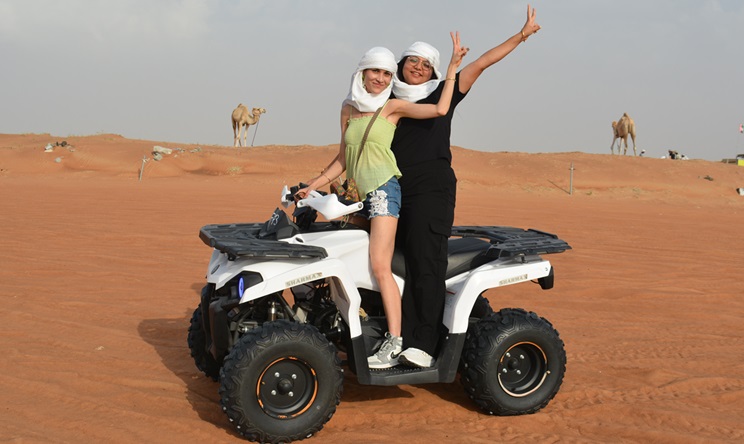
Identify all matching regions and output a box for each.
[332,106,382,203]
[331,178,360,203]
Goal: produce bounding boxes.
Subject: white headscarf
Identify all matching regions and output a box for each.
[343,47,397,112]
[392,41,443,103]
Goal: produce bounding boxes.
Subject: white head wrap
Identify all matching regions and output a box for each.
[343,47,397,112]
[392,41,443,103]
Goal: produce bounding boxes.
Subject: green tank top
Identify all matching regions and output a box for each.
[344,113,401,197]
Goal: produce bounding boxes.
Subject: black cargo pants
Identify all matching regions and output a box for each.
[396,160,456,356]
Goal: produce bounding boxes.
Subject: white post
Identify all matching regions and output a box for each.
[569,162,574,195]
[139,156,147,181]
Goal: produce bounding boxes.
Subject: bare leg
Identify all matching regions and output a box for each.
[369,215,401,337]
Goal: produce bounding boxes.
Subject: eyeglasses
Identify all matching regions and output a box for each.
[406,56,433,71]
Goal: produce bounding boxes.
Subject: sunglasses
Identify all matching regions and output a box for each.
[406,56,433,71]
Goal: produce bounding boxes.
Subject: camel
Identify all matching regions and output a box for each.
[611,113,637,155]
[231,104,267,147]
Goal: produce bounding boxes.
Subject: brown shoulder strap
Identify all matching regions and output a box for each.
[356,105,383,160]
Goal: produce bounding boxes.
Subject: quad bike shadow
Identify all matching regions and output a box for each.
[139,311,226,429]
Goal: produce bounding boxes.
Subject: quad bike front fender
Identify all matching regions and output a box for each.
[241,257,365,338]
[205,250,318,290]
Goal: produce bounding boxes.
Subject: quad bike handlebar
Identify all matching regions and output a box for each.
[281,183,363,221]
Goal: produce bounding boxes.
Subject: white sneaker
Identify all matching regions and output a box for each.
[399,347,435,368]
[367,333,403,369]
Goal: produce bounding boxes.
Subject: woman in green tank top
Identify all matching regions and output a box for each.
[296,33,468,369]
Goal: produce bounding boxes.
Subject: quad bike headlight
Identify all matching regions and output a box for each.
[217,272,264,301]
[238,276,245,298]
[232,272,263,299]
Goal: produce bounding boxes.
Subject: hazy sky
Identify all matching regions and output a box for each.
[2,1,743,161]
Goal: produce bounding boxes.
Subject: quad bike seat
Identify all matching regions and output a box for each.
[391,237,492,279]
[444,237,495,279]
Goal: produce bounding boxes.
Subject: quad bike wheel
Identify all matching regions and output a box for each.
[187,302,222,381]
[219,320,343,443]
[460,308,566,415]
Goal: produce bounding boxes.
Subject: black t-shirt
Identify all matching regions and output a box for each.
[391,73,468,172]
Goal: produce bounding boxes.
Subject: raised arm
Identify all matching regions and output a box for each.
[435,31,468,115]
[458,4,540,94]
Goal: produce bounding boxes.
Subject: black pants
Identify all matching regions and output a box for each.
[397,160,456,356]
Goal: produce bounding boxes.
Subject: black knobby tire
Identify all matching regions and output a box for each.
[460,308,566,415]
[219,320,343,443]
[188,303,222,381]
[470,293,494,319]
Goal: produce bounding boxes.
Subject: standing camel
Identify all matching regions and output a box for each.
[610,113,637,155]
[231,104,267,147]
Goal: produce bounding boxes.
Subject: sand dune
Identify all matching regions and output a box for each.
[1,133,743,443]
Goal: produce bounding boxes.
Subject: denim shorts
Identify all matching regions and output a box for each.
[357,177,401,220]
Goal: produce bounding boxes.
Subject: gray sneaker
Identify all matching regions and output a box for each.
[367,333,403,369]
[399,347,435,368]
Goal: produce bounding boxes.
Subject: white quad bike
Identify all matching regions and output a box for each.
[188,184,571,443]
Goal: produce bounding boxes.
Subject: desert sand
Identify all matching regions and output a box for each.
[1,133,744,443]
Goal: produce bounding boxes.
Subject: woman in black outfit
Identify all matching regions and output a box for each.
[393,5,541,368]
